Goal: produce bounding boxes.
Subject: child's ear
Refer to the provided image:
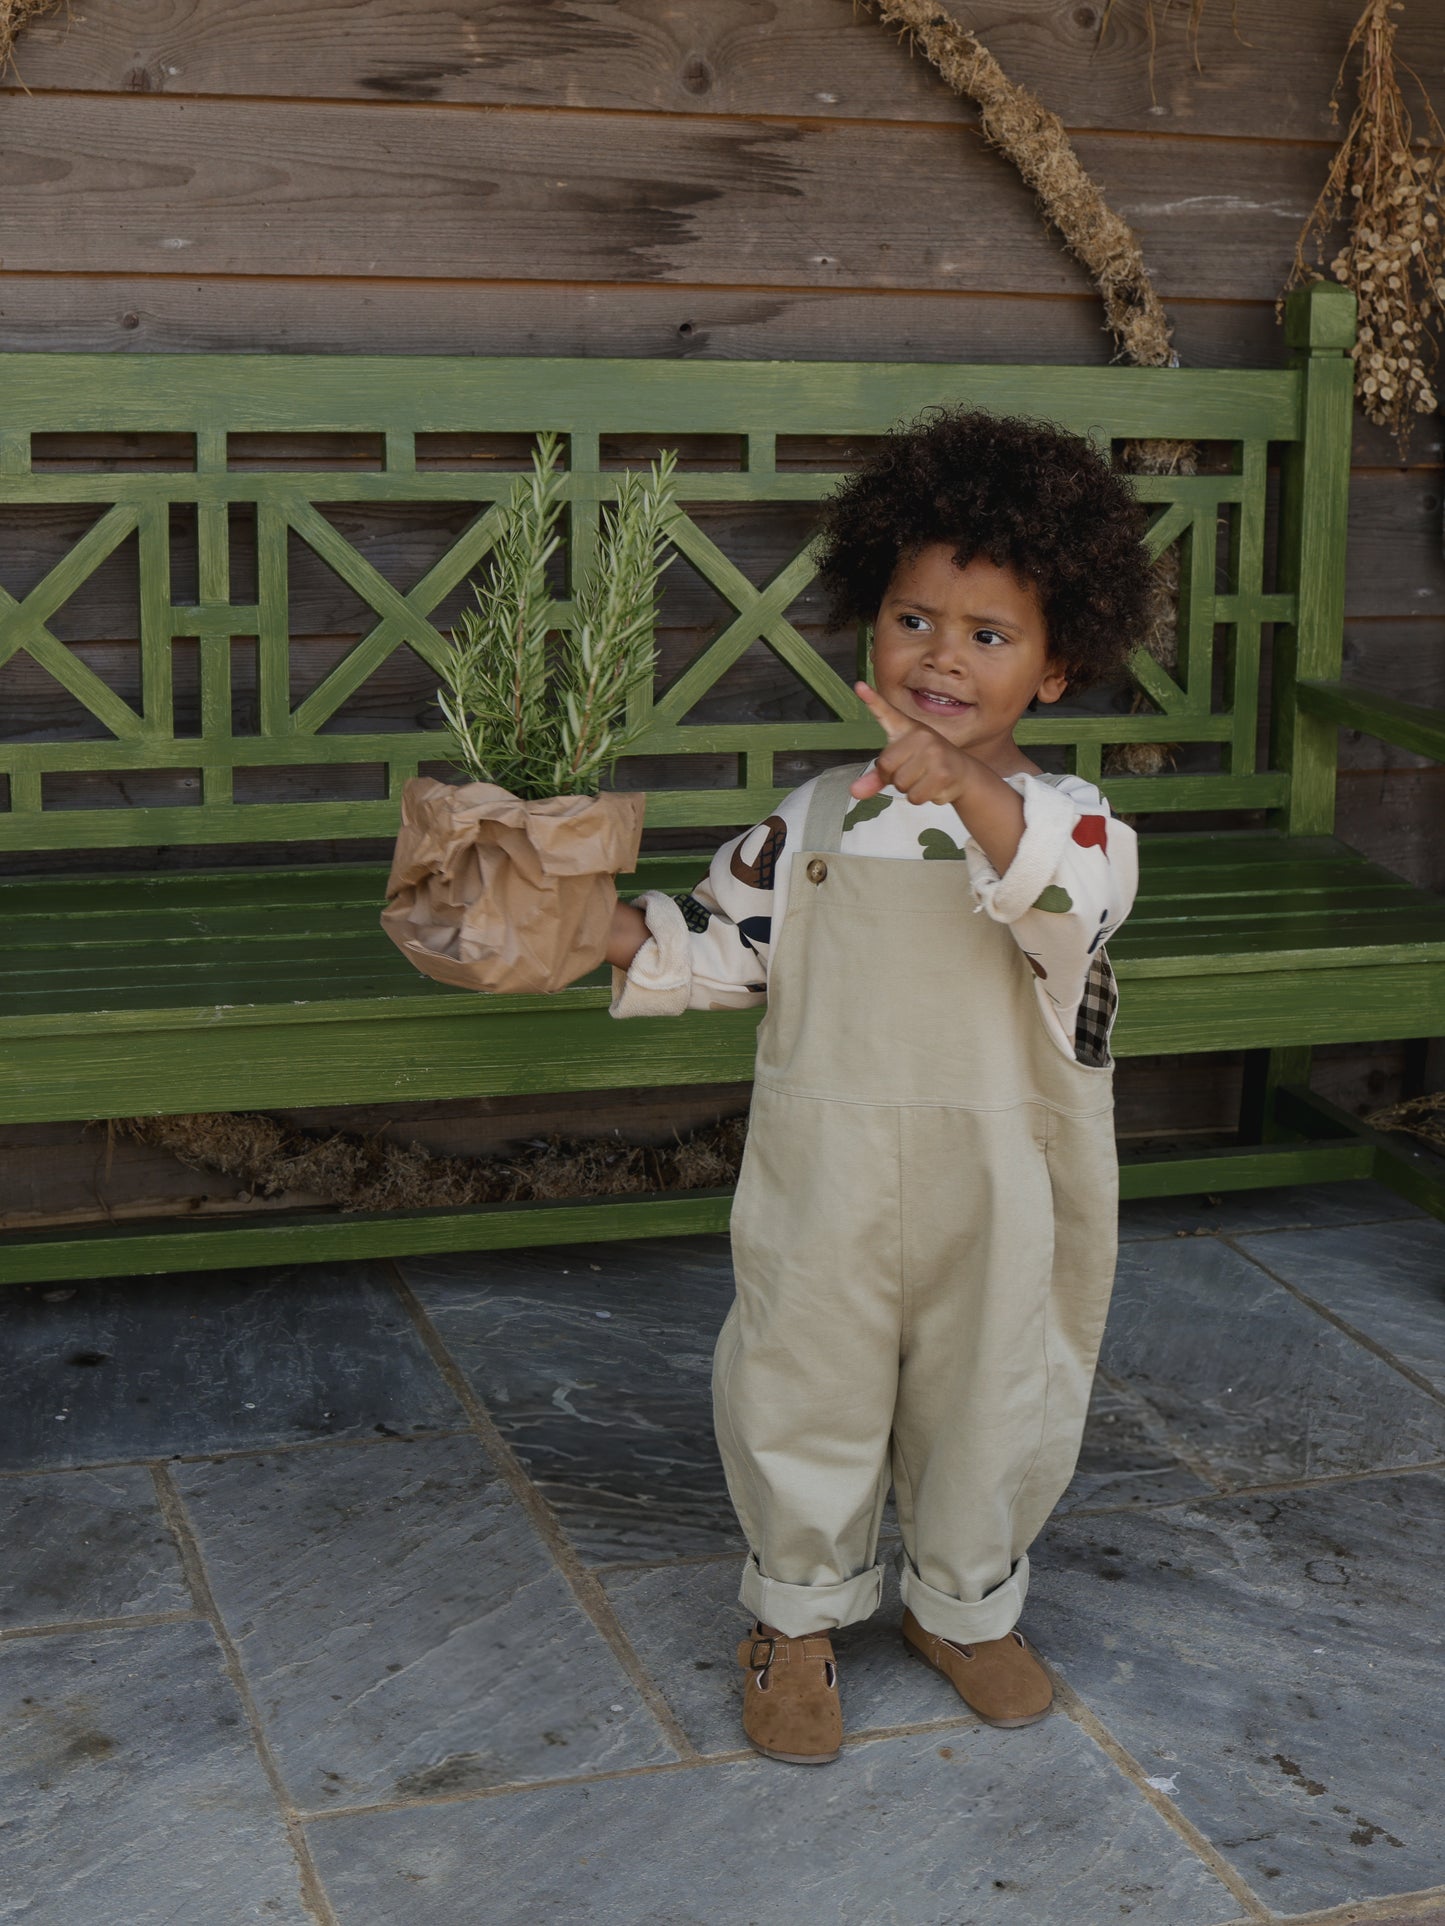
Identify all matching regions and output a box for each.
[1034,663,1069,707]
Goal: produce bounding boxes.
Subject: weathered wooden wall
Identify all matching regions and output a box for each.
[2,0,1441,1223]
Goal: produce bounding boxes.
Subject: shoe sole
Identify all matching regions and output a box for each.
[903,1640,1053,1728]
[747,1740,842,1765]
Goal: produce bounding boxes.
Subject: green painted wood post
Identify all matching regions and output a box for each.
[1271,282,1357,834]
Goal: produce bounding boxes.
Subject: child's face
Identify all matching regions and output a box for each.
[871,544,1067,770]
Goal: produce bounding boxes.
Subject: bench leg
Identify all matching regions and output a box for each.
[1239,1046,1313,1145]
[1273,1083,1445,1224]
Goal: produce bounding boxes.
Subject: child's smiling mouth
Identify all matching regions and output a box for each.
[907,686,975,716]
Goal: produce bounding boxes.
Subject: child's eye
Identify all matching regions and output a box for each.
[974,628,1009,647]
[899,613,930,632]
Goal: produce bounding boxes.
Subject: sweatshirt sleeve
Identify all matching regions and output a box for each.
[960,775,1139,1059]
[609,783,813,1019]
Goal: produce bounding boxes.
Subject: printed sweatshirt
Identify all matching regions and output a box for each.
[610,763,1139,1065]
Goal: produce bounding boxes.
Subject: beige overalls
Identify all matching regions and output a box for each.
[713,764,1120,1643]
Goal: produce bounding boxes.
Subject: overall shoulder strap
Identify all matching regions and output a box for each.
[800,762,871,854]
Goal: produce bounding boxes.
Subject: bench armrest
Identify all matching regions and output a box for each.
[1296,679,1445,763]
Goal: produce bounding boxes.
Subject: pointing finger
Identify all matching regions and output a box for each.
[855,680,911,742]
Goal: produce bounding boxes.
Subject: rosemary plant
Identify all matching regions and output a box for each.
[437,434,678,798]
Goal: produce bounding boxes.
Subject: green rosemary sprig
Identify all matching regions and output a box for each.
[436,435,677,798]
[437,431,567,796]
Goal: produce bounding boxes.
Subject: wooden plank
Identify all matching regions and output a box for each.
[0,1139,1398,1284]
[0,352,1302,443]
[0,95,1342,303]
[7,0,1433,144]
[1272,291,1355,835]
[1336,765,1445,896]
[0,278,1296,370]
[1297,681,1445,765]
[1115,962,1445,1053]
[1335,621,1445,772]
[0,1006,766,1121]
[0,1190,739,1284]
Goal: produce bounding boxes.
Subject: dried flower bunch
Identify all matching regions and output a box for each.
[1290,0,1445,451]
[438,433,678,799]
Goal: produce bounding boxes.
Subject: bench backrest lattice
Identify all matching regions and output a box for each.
[0,285,1354,853]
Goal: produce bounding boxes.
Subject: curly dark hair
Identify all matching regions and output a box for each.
[813,408,1152,691]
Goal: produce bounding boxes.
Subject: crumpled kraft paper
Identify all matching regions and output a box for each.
[381,777,645,995]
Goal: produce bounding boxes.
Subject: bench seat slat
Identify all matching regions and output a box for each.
[3,837,1442,1033]
[1,877,1427,957]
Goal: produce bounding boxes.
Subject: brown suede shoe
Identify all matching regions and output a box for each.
[736,1626,843,1764]
[901,1608,1053,1728]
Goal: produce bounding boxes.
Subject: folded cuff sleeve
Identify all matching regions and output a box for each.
[609,890,693,1019]
[963,776,1078,924]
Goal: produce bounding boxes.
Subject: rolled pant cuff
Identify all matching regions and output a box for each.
[898,1552,1030,1644]
[738,1555,885,1635]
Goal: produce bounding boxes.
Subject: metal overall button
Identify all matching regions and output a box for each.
[806,858,828,885]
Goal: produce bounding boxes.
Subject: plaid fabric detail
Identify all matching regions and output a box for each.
[671,892,713,934]
[1074,949,1117,1067]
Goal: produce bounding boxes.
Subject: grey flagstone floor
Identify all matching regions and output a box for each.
[2,1178,1443,1926]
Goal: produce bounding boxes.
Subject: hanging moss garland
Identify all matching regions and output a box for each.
[858,0,1176,368]
[856,0,1182,775]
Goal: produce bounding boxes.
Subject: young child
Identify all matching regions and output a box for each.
[605,408,1153,1764]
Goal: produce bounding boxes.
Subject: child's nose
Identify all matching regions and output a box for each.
[924,628,970,672]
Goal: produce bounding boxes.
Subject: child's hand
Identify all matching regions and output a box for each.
[850,683,978,805]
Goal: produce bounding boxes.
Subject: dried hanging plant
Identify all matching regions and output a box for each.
[857,0,1182,773]
[1288,0,1445,452]
[0,0,65,77]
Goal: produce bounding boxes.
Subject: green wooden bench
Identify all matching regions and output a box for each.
[3,282,1443,1284]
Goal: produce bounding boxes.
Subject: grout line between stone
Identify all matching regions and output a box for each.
[1095,1367,1232,1496]
[0,1608,201,1643]
[1067,1456,1445,1523]
[386,1262,699,1763]
[300,1748,761,1823]
[1047,1671,1272,1922]
[1115,1210,1423,1249]
[1219,1232,1445,1411]
[148,1464,343,1926]
[0,1424,474,1482]
[591,1545,742,1576]
[1265,1884,1445,1925]
[299,1711,984,1824]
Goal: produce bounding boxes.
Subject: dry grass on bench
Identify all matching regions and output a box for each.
[117,1110,748,1215]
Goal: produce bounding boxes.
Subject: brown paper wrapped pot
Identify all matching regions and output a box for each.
[381,777,645,995]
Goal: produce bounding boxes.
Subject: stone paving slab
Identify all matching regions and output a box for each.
[1101,1237,1445,1489]
[1235,1217,1445,1397]
[1117,1179,1426,1243]
[404,1238,1214,1566]
[0,1465,191,1629]
[604,1556,976,1756]
[401,1238,742,1563]
[0,1618,310,1925]
[1062,1381,1212,1514]
[306,1719,1241,1926]
[0,1263,464,1471]
[1029,1470,1445,1916]
[173,1433,675,1811]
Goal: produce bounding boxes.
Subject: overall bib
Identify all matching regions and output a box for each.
[712,764,1120,1643]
